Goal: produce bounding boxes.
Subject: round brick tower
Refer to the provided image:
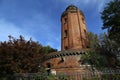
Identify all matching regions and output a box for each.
[61,5,89,51]
[42,5,90,76]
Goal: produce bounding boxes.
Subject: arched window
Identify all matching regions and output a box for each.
[46,62,51,75]
[82,18,85,24]
[64,18,67,24]
[84,30,87,38]
[46,62,51,68]
[64,30,68,37]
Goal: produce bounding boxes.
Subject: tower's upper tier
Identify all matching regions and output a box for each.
[61,5,84,18]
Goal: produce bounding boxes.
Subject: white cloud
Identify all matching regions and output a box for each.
[57,0,107,11]
[97,0,106,11]
[65,0,80,4]
[0,17,60,50]
[0,18,35,41]
[80,0,95,4]
[19,12,61,50]
[58,0,96,5]
[45,41,61,51]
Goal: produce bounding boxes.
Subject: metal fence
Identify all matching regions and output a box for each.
[1,69,120,80]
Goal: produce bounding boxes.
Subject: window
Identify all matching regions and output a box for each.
[46,62,51,75]
[64,30,68,37]
[46,62,51,68]
[65,46,68,50]
[64,18,67,24]
[84,30,87,38]
[82,18,85,24]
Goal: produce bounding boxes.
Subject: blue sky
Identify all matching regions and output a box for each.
[0,0,111,50]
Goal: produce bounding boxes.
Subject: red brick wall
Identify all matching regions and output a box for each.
[61,9,89,51]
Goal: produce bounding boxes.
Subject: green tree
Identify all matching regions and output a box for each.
[81,50,107,68]
[96,33,119,68]
[88,32,99,49]
[87,33,119,68]
[41,45,57,54]
[101,0,120,45]
[98,33,119,55]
